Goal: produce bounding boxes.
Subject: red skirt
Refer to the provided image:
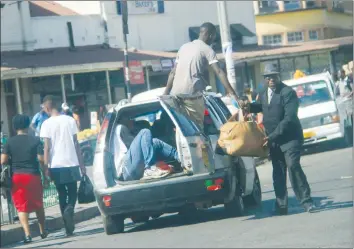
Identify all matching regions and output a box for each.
[11,173,43,213]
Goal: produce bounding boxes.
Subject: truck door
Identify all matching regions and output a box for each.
[159,95,215,175]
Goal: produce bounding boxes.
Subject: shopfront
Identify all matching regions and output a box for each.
[260,51,333,82]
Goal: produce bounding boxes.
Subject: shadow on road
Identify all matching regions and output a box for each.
[302,141,350,156]
[27,240,74,248]
[125,206,238,234]
[244,196,353,221]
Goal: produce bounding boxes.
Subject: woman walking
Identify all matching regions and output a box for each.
[1,115,49,243]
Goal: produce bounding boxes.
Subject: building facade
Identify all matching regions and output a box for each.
[1,1,352,136]
[254,0,353,46]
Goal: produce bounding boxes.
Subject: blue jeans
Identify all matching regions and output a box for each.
[122,129,179,181]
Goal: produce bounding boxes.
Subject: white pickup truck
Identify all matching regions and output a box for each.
[285,72,353,147]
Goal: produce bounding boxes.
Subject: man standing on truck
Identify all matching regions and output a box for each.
[240,64,315,215]
[163,22,238,128]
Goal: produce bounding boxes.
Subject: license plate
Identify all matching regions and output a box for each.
[303,131,316,139]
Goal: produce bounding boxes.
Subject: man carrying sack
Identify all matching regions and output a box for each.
[164,22,238,129]
[240,64,315,215]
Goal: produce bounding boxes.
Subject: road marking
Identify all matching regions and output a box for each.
[340,176,352,179]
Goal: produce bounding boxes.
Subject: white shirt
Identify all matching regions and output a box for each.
[268,88,274,104]
[336,77,352,97]
[112,125,134,177]
[40,115,79,168]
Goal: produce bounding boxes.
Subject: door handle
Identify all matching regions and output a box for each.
[189,143,197,148]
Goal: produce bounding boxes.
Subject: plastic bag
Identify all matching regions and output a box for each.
[77,175,96,204]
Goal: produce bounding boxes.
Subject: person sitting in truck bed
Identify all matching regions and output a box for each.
[152,111,176,146]
[112,116,180,181]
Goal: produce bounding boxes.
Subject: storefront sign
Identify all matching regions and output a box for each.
[117,1,165,15]
[151,60,162,72]
[128,60,145,85]
[129,1,158,15]
[161,59,173,71]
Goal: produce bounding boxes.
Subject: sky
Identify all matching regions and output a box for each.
[54,1,101,15]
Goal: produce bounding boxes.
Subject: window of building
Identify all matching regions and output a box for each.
[263,34,282,46]
[306,1,316,8]
[284,0,301,10]
[309,30,319,41]
[287,31,304,43]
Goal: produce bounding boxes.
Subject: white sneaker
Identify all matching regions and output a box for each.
[143,166,171,179]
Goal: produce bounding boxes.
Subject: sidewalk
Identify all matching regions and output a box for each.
[0,201,100,247]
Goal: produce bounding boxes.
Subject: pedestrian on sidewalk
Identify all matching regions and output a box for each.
[1,114,50,243]
[240,64,315,215]
[30,96,52,137]
[40,98,86,236]
[164,22,238,128]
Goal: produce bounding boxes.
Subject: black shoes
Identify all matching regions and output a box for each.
[40,230,49,239]
[63,205,75,236]
[273,202,288,216]
[23,235,32,244]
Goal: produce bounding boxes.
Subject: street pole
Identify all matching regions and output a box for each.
[121,0,132,101]
[216,1,237,93]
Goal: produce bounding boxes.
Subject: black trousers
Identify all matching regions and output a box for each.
[269,145,312,208]
[54,182,78,215]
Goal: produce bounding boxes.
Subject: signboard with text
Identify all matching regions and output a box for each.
[128,60,145,85]
[151,60,162,72]
[117,1,165,15]
[161,59,173,71]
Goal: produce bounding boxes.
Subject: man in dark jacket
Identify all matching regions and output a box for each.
[241,64,314,215]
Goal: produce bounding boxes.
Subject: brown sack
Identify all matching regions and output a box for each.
[218,120,269,158]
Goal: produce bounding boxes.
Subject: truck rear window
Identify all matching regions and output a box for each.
[164,103,200,137]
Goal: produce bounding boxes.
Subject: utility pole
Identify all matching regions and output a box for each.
[121,0,132,101]
[216,1,237,93]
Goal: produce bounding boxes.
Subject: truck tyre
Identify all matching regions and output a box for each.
[224,184,244,217]
[103,215,124,235]
[243,170,262,208]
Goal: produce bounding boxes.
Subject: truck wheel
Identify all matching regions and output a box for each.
[103,215,124,235]
[243,170,262,208]
[224,184,244,217]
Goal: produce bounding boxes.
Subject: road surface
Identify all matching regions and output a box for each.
[7,146,353,248]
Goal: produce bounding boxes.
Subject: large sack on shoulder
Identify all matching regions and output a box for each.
[218,121,269,158]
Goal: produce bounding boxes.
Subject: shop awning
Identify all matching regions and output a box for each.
[1,36,352,80]
[230,24,255,37]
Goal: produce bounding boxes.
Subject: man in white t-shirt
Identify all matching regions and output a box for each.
[40,98,86,236]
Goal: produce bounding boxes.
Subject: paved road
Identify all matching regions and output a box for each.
[8,147,353,248]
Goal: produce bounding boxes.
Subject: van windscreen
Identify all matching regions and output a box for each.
[292,80,332,107]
